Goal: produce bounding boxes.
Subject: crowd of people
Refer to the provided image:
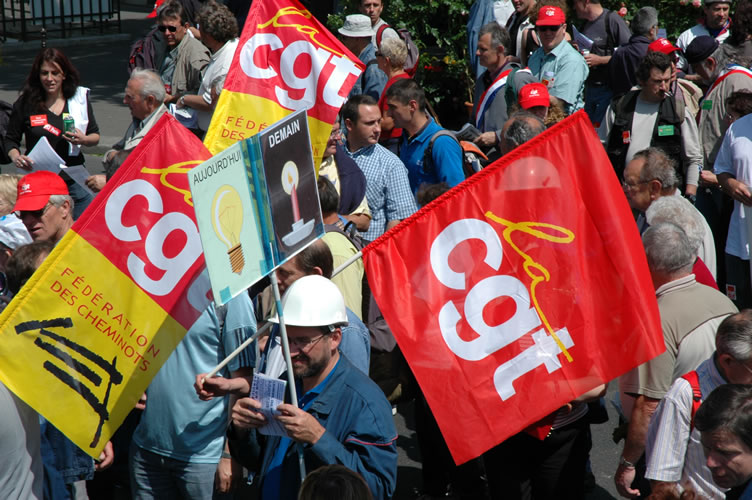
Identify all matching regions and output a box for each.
[3,0,752,498]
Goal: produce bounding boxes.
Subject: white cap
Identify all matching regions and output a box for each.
[0,215,32,250]
[338,14,373,38]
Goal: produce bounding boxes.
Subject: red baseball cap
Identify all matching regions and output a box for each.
[536,6,566,26]
[519,82,550,109]
[14,171,69,212]
[648,38,680,55]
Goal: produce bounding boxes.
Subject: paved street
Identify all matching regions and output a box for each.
[1,5,624,498]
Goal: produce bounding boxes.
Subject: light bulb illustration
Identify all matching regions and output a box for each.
[211,185,245,274]
[280,161,315,247]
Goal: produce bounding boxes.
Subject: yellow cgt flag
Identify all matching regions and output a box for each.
[0,114,213,458]
[203,0,364,163]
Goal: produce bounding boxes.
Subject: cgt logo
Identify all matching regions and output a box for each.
[239,8,361,112]
[429,217,575,401]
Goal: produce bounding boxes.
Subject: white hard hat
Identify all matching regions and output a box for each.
[271,275,348,328]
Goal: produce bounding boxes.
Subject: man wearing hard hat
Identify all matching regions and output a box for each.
[226,275,398,500]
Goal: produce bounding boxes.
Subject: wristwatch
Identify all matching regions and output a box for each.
[619,455,636,469]
[179,95,186,107]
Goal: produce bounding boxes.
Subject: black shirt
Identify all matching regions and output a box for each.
[4,94,99,166]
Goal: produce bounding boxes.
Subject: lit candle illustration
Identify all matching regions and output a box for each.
[280,161,315,247]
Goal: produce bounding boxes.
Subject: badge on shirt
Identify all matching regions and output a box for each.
[702,100,713,110]
[30,115,48,127]
[727,284,737,301]
[657,125,675,137]
[622,131,631,144]
[43,123,61,136]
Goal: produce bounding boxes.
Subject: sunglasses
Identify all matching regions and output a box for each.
[157,25,178,33]
[537,24,563,32]
[14,202,51,219]
[375,51,384,57]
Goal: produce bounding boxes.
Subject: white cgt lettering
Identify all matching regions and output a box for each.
[105,180,202,297]
[239,33,360,110]
[430,218,574,399]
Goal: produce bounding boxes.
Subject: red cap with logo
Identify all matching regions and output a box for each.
[13,171,69,212]
[648,38,680,55]
[536,6,566,26]
[519,82,550,109]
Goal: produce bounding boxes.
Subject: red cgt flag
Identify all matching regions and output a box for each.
[362,111,665,464]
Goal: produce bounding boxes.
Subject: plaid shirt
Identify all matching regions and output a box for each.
[345,143,418,242]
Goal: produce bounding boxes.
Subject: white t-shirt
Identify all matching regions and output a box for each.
[197,38,239,131]
[713,113,752,259]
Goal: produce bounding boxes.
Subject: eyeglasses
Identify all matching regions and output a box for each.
[288,333,329,350]
[157,25,178,33]
[537,24,563,32]
[621,180,651,190]
[14,202,51,219]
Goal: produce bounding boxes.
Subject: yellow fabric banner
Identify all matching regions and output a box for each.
[204,0,364,162]
[0,114,213,458]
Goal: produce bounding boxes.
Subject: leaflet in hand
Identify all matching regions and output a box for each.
[572,26,593,51]
[250,372,288,436]
[25,137,64,173]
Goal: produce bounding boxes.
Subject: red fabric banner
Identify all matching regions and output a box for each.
[362,111,665,464]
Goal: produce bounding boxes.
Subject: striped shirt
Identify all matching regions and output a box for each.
[645,356,728,499]
[345,143,418,242]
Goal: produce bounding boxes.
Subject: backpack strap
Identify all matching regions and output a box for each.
[376,23,390,48]
[680,370,702,431]
[504,66,521,110]
[604,10,615,55]
[423,130,461,177]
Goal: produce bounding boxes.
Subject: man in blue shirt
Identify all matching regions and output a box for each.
[130,293,256,500]
[528,6,589,115]
[342,94,417,242]
[385,78,465,193]
[226,275,398,500]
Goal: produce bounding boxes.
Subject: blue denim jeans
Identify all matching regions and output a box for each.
[129,444,218,500]
[40,417,94,499]
[584,84,614,127]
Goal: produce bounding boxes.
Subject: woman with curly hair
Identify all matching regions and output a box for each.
[177,0,239,136]
[4,48,98,218]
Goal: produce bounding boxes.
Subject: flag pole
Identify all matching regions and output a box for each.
[331,251,362,278]
[269,261,306,481]
[204,250,363,378]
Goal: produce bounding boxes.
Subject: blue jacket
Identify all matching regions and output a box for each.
[228,355,398,500]
[349,43,388,101]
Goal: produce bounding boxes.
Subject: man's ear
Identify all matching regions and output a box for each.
[61,199,72,219]
[648,180,663,200]
[344,118,355,132]
[329,327,343,350]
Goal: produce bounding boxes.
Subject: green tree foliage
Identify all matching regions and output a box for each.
[330,0,706,127]
[600,0,703,41]
[331,0,475,128]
